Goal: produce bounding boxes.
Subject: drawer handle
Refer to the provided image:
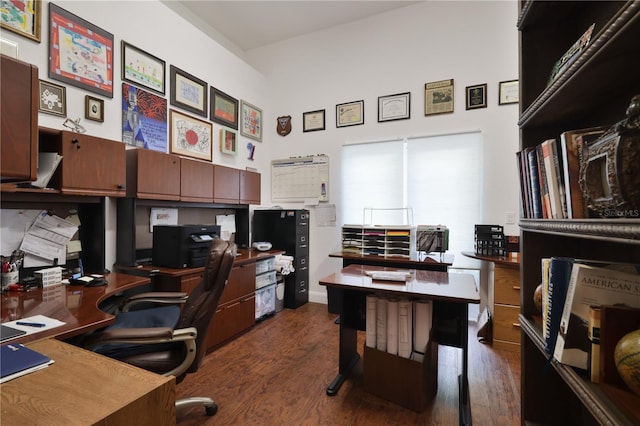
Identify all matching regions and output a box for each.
[512,322,521,328]
[512,286,520,291]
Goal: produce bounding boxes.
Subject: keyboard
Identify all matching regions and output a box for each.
[365,270,412,282]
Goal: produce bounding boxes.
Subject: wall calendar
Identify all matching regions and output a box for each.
[271,155,329,202]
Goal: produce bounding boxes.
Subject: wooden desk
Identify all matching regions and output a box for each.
[1,338,175,425]
[1,272,150,344]
[329,251,454,272]
[461,251,521,351]
[319,264,479,425]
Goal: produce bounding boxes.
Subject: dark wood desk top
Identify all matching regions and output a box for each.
[461,251,520,267]
[1,272,150,344]
[319,264,479,304]
[329,251,454,265]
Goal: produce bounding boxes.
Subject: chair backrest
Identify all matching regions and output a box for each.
[177,238,236,373]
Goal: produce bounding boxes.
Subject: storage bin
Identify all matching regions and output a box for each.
[255,283,276,320]
[363,339,438,412]
[255,257,276,275]
[256,270,276,290]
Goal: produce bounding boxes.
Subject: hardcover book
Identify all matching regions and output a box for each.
[553,262,640,370]
[1,343,54,383]
[545,257,574,356]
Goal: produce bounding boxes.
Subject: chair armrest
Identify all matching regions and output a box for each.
[121,292,188,312]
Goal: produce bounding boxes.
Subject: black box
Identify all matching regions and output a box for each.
[152,225,221,268]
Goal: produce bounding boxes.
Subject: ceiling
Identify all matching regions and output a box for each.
[171,1,421,52]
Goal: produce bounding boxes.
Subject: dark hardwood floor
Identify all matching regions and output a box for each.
[176,302,521,425]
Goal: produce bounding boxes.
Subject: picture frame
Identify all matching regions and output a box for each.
[169,109,212,161]
[220,127,238,155]
[122,83,167,152]
[85,95,104,122]
[210,87,239,129]
[499,80,519,105]
[38,79,66,117]
[465,84,487,110]
[336,100,364,128]
[240,100,263,141]
[378,92,411,122]
[170,65,208,117]
[48,3,114,98]
[303,109,325,132]
[424,79,454,116]
[121,40,165,95]
[0,0,41,42]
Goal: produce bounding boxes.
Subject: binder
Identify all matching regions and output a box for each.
[1,343,54,383]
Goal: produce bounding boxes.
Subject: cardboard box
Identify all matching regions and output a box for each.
[363,340,438,412]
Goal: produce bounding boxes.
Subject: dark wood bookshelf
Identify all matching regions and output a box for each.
[518,1,640,425]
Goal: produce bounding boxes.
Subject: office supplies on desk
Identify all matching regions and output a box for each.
[3,315,66,337]
[0,343,54,383]
[0,325,27,342]
[365,270,412,282]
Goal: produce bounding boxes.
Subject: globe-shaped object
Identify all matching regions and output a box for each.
[614,329,640,397]
[533,284,543,314]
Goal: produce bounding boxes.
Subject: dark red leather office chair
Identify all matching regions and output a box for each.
[85,238,236,417]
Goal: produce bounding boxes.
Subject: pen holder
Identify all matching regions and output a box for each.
[1,270,19,290]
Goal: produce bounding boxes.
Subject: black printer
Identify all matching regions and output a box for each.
[152,225,221,268]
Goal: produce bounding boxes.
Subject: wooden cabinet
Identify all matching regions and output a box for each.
[492,263,521,351]
[213,164,239,204]
[1,54,38,183]
[206,261,256,351]
[518,2,640,425]
[126,148,180,200]
[240,169,261,204]
[180,158,213,203]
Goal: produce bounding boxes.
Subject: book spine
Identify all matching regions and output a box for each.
[536,144,552,218]
[541,139,563,219]
[545,257,574,355]
[589,306,601,382]
[527,147,543,218]
[550,139,568,218]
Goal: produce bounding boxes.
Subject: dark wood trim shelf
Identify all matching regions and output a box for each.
[520,219,640,243]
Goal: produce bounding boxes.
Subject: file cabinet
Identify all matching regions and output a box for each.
[253,209,309,308]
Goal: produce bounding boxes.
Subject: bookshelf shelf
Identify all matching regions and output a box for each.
[518,1,640,425]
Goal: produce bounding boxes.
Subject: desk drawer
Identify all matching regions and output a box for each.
[220,263,255,304]
[493,304,520,344]
[494,266,520,306]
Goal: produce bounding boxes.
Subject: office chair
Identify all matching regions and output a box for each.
[84,238,237,417]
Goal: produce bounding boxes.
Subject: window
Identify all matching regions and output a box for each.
[341,131,482,260]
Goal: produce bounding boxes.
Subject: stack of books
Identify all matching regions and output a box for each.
[1,343,54,383]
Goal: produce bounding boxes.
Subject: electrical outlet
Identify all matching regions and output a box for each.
[505,211,515,224]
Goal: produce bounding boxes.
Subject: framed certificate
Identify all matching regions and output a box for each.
[499,80,519,105]
[336,100,364,128]
[378,92,410,122]
[303,109,325,132]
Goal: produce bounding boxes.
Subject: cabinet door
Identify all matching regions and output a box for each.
[60,132,126,197]
[240,169,261,204]
[129,149,180,200]
[219,262,255,305]
[180,158,213,202]
[206,295,255,351]
[1,55,38,183]
[213,164,239,204]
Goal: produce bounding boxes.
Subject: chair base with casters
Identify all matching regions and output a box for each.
[84,239,237,419]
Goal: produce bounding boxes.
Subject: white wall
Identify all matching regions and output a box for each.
[4,1,520,305]
[245,1,520,304]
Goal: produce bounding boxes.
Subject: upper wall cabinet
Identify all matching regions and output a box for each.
[37,128,126,197]
[213,165,240,204]
[240,169,261,205]
[180,158,214,203]
[126,149,180,200]
[1,55,38,183]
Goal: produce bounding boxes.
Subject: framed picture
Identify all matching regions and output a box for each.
[220,128,238,155]
[170,65,207,117]
[424,79,454,116]
[499,80,519,105]
[85,95,104,122]
[38,80,66,117]
[121,41,165,95]
[378,92,411,122]
[0,0,41,42]
[210,87,239,129]
[240,100,263,141]
[336,100,364,127]
[48,3,114,98]
[169,109,212,161]
[122,83,167,152]
[303,109,325,132]
[465,84,487,110]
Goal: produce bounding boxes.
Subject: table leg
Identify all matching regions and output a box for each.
[458,304,472,426]
[326,317,359,396]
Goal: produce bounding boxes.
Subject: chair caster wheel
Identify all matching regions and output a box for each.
[205,403,218,416]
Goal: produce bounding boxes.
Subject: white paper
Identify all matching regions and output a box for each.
[216,214,236,241]
[149,208,178,232]
[376,297,387,352]
[414,300,432,353]
[398,299,413,358]
[3,315,66,337]
[315,204,336,227]
[0,209,41,256]
[19,211,77,262]
[386,299,399,355]
[366,295,377,348]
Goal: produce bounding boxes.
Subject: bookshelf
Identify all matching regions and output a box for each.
[517,1,640,425]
